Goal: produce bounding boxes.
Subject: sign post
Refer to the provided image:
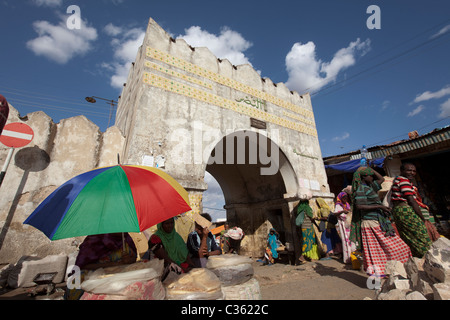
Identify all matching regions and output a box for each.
[0,123,34,187]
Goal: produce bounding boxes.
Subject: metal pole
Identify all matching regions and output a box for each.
[0,147,14,188]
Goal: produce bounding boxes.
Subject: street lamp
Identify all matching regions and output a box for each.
[85,96,118,128]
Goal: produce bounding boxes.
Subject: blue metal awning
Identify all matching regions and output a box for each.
[325,157,385,173]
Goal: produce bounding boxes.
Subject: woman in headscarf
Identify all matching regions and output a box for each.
[316,198,342,258]
[391,163,433,257]
[65,233,137,300]
[297,201,321,264]
[263,228,280,265]
[350,167,411,277]
[148,217,193,274]
[334,191,356,264]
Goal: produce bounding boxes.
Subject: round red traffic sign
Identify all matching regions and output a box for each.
[0,123,34,148]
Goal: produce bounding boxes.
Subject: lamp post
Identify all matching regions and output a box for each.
[85,96,118,128]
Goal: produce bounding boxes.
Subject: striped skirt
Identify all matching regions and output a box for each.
[361,220,412,276]
[392,204,432,258]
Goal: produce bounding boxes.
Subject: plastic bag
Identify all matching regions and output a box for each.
[81,278,165,300]
[221,278,262,300]
[209,263,253,287]
[206,254,252,269]
[81,260,163,295]
[206,255,254,287]
[226,228,244,240]
[165,268,222,300]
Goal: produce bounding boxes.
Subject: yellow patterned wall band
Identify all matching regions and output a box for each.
[143,72,318,137]
[282,111,315,126]
[146,47,314,120]
[188,192,203,216]
[144,60,212,90]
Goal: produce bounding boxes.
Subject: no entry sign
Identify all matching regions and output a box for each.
[0,123,34,148]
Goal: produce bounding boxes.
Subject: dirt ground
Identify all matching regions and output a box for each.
[252,257,377,300]
[0,256,377,301]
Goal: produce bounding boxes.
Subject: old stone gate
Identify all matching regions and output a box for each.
[116,18,333,258]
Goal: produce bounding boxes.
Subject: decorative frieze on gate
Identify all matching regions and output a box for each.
[143,47,317,137]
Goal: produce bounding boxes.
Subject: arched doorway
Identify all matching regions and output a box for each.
[205,130,300,258]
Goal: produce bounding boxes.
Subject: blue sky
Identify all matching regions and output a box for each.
[1,0,449,220]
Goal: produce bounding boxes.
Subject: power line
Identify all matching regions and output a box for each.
[311,30,450,98]
[0,88,113,111]
[203,206,226,212]
[304,19,450,94]
[304,19,450,98]
[365,116,450,149]
[13,101,110,119]
[332,116,450,156]
[0,85,114,121]
[313,35,450,100]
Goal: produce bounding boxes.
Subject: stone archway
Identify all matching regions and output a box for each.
[205,130,300,258]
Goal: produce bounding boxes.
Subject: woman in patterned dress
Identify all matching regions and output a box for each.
[297,201,321,264]
[350,167,411,277]
[334,191,356,264]
[391,163,432,257]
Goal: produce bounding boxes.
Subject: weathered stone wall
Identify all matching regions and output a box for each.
[0,106,125,264]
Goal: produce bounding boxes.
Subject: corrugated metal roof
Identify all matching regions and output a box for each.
[371,127,450,158]
[329,126,450,162]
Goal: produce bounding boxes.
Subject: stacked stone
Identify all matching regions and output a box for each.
[375,237,450,300]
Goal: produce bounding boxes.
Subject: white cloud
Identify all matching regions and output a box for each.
[332,132,350,142]
[407,105,425,117]
[32,0,62,7]
[26,18,98,64]
[285,38,371,93]
[104,23,123,37]
[431,24,450,38]
[439,98,450,118]
[381,100,390,111]
[412,85,450,103]
[103,25,254,91]
[178,26,253,67]
[103,26,145,89]
[109,0,125,5]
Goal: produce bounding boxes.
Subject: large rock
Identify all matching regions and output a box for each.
[405,291,427,300]
[432,282,450,300]
[381,276,410,292]
[409,273,434,299]
[423,237,450,283]
[403,257,421,278]
[385,260,407,279]
[377,288,408,300]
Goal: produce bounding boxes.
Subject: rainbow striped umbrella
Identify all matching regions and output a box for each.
[24,165,191,240]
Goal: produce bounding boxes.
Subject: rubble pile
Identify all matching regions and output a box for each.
[376,237,450,300]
